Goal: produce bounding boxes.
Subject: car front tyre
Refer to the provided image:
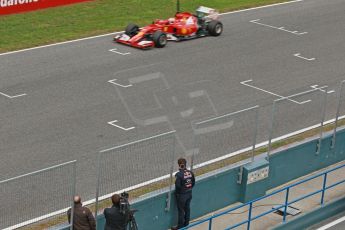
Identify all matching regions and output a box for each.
[125,23,140,37]
[153,31,167,48]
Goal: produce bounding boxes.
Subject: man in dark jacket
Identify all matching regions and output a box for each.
[67,195,96,230]
[174,158,195,229]
[104,194,127,230]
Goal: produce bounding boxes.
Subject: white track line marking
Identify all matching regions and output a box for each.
[250,19,307,35]
[109,48,130,55]
[0,0,304,57]
[221,0,303,16]
[0,91,27,98]
[294,53,315,61]
[310,85,335,94]
[108,120,135,131]
[108,79,133,88]
[240,79,309,104]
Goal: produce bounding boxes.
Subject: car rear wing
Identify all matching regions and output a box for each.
[196,6,219,20]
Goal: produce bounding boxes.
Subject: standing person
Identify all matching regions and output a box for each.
[67,195,96,230]
[104,194,127,230]
[174,158,195,229]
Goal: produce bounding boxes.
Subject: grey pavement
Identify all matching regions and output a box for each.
[1,0,345,227]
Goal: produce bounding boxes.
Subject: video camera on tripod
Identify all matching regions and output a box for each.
[119,192,138,230]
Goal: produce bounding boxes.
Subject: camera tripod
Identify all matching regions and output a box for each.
[127,210,138,230]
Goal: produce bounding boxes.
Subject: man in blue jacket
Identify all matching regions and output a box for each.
[174,158,195,229]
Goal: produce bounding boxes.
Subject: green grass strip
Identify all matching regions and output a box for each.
[1,0,291,53]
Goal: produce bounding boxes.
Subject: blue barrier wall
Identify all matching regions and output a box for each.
[269,129,345,189]
[61,129,345,230]
[95,164,244,230]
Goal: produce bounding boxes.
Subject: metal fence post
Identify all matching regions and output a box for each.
[283,188,290,223]
[166,134,176,211]
[191,122,196,172]
[251,106,259,162]
[267,100,277,161]
[316,87,328,155]
[70,161,77,230]
[94,152,102,227]
[321,173,328,205]
[331,80,345,149]
[247,203,253,230]
[208,217,213,230]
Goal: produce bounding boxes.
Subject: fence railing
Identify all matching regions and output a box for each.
[2,79,345,229]
[94,130,177,219]
[181,162,345,230]
[0,160,77,230]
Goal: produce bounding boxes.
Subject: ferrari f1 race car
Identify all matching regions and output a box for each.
[114,6,223,49]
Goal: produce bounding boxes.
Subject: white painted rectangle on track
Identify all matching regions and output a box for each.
[108,120,135,131]
[109,48,130,55]
[294,53,316,61]
[108,79,133,88]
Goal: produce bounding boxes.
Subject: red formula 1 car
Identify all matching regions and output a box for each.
[114,6,223,49]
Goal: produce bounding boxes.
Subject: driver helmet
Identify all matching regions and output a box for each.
[168,18,175,24]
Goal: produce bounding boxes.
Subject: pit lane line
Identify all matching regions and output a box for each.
[0,0,304,57]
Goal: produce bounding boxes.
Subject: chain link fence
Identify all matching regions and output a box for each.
[0,161,76,230]
[267,88,327,157]
[191,106,259,170]
[94,131,177,220]
[332,80,345,148]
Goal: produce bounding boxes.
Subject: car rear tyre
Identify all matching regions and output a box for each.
[208,20,223,36]
[125,23,139,37]
[153,31,167,48]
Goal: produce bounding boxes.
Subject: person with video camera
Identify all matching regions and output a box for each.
[104,194,127,230]
[174,158,195,229]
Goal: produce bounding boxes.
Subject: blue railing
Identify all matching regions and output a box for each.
[182,163,345,230]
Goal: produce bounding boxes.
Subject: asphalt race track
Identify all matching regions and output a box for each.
[1,0,345,221]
